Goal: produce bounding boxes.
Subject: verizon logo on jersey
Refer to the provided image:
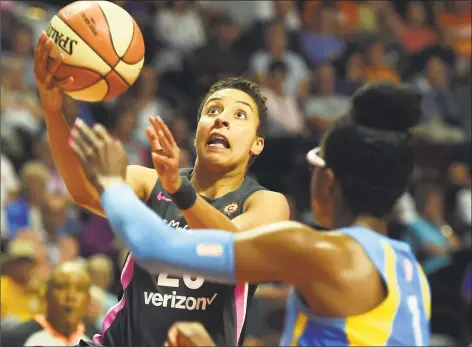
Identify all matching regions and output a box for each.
[144,291,217,310]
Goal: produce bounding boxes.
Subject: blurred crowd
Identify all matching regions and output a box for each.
[1,0,470,346]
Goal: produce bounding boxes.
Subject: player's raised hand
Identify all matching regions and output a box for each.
[146,116,182,194]
[34,31,74,114]
[68,118,128,193]
[167,322,215,347]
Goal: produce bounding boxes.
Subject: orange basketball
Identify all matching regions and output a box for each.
[45,0,145,102]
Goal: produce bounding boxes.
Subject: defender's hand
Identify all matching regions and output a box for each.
[69,119,128,192]
[34,31,74,114]
[167,322,215,347]
[146,116,182,194]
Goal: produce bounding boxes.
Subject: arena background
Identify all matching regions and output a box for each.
[1,0,470,345]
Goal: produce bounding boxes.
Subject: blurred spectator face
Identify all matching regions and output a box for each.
[173,0,189,12]
[319,7,338,34]
[367,42,386,67]
[196,88,263,170]
[41,195,68,237]
[33,136,54,169]
[115,109,137,138]
[47,262,90,329]
[1,61,25,91]
[266,23,287,54]
[407,2,427,27]
[87,255,114,290]
[170,117,190,145]
[318,64,335,95]
[3,258,37,285]
[12,27,33,56]
[215,19,237,44]
[268,66,286,92]
[136,66,157,97]
[346,53,365,82]
[426,56,448,88]
[22,164,48,206]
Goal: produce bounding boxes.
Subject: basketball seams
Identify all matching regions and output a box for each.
[121,19,135,63]
[95,2,120,60]
[104,69,130,87]
[55,14,112,71]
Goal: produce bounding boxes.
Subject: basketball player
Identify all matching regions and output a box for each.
[70,83,431,346]
[34,32,290,347]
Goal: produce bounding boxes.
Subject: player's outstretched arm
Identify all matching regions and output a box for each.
[35,32,155,216]
[100,182,346,286]
[147,116,290,232]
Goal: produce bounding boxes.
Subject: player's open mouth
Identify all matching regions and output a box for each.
[207,133,230,149]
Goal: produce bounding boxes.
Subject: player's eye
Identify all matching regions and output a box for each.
[207,107,220,115]
[235,111,247,120]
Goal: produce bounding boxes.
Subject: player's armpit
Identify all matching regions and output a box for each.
[232,191,290,231]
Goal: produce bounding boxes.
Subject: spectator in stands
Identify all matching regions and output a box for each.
[1,23,35,88]
[436,0,471,62]
[194,13,247,90]
[1,58,42,137]
[395,191,460,274]
[415,56,466,141]
[169,116,196,164]
[154,0,206,54]
[0,239,44,327]
[304,63,350,135]
[1,154,20,238]
[2,261,98,346]
[384,1,437,55]
[364,40,401,84]
[109,103,149,167]
[32,132,69,196]
[257,1,302,32]
[260,60,305,138]
[5,161,47,239]
[337,52,365,95]
[132,65,174,143]
[250,20,310,96]
[86,255,118,330]
[301,5,345,65]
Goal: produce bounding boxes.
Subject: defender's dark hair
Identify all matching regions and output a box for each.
[323,83,422,218]
[197,77,268,139]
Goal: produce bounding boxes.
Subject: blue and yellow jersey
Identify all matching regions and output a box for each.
[280,226,431,346]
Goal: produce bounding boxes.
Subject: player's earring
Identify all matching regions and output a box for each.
[194,139,196,147]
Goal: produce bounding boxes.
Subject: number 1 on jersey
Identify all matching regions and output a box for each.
[157,273,204,290]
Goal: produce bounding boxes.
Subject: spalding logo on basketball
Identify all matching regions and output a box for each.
[45,0,145,102]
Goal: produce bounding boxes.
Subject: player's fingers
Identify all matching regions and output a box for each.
[34,33,47,82]
[69,133,87,164]
[150,117,173,155]
[151,152,174,168]
[44,53,62,88]
[73,118,101,151]
[146,127,163,152]
[54,76,74,90]
[93,123,113,143]
[155,116,177,148]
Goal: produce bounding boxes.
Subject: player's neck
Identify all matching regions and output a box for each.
[352,215,388,236]
[191,161,245,199]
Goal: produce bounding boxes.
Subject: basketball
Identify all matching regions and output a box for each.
[44,0,145,102]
